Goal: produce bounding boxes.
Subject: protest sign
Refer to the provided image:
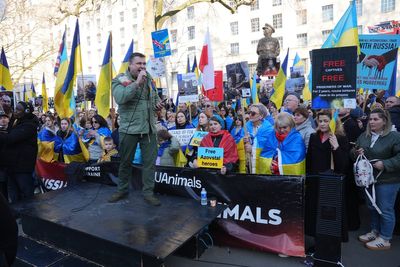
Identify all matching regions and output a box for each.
[197,147,223,169]
[368,20,400,35]
[169,129,196,146]
[147,56,166,78]
[357,34,400,91]
[177,73,199,103]
[151,29,171,58]
[225,62,250,99]
[286,77,305,95]
[312,46,357,109]
[77,74,97,102]
[189,131,208,146]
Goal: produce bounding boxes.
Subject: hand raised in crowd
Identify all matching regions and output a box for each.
[329,134,339,150]
[155,101,164,111]
[372,160,385,171]
[88,129,97,137]
[220,166,227,175]
[135,69,147,87]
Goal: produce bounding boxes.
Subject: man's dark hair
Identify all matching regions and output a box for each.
[104,136,114,143]
[129,52,146,63]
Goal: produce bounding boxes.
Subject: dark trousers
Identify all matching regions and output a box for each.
[7,172,34,203]
[0,169,8,201]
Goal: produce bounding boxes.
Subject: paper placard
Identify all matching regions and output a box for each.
[189,131,208,146]
[197,147,224,169]
[169,129,196,145]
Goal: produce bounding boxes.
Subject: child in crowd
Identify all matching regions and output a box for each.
[98,137,119,162]
[156,129,180,166]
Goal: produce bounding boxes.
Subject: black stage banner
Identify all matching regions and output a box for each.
[154,166,305,257]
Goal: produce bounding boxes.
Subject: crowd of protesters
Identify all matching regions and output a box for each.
[0,84,399,264]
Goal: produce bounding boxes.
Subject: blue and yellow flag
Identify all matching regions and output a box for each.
[329,109,339,134]
[23,84,28,102]
[258,128,306,175]
[271,48,289,110]
[38,128,60,162]
[118,39,133,74]
[251,72,259,104]
[62,132,89,163]
[54,30,69,116]
[322,1,360,54]
[59,19,82,118]
[0,47,13,91]
[42,73,48,112]
[31,82,36,98]
[95,33,112,119]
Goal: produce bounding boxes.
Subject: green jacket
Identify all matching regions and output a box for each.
[112,70,160,135]
[354,131,400,184]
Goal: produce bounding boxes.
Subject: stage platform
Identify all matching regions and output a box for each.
[13,183,225,267]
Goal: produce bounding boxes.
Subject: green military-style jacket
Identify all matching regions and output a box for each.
[112,69,160,135]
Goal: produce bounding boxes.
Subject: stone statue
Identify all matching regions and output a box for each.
[256,23,280,76]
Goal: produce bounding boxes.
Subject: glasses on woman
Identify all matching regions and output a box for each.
[250,111,259,116]
[92,121,98,124]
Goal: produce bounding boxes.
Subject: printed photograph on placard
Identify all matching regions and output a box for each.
[285,77,305,95]
[177,72,199,103]
[225,62,250,99]
[77,74,97,102]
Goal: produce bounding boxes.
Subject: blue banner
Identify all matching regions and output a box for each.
[357,34,400,90]
[151,29,171,58]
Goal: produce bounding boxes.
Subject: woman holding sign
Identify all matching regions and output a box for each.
[195,116,238,175]
[186,112,209,167]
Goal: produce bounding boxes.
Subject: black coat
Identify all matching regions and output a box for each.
[0,114,39,173]
[0,194,17,266]
[306,132,350,175]
[341,115,363,145]
[389,105,400,132]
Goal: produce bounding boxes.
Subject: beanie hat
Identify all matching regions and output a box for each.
[210,115,225,129]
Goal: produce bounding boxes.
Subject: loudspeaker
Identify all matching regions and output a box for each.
[314,173,345,267]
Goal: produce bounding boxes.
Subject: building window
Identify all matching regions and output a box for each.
[356,0,363,16]
[277,36,283,48]
[87,36,91,46]
[107,15,112,26]
[188,46,196,53]
[273,14,282,29]
[381,0,395,13]
[171,29,177,42]
[251,0,259,10]
[251,40,258,46]
[249,63,257,75]
[322,5,333,22]
[358,25,363,34]
[296,10,307,25]
[132,24,137,35]
[251,18,260,32]
[230,43,239,55]
[188,26,195,40]
[132,8,137,18]
[297,33,307,47]
[119,12,124,22]
[86,21,90,29]
[187,6,194,19]
[97,33,101,43]
[272,0,282,6]
[96,18,101,30]
[120,27,125,38]
[322,29,332,42]
[230,21,239,35]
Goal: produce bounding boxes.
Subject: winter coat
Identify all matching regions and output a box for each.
[112,70,160,135]
[353,131,400,184]
[388,105,400,131]
[306,132,349,175]
[295,118,315,152]
[0,114,39,173]
[158,136,180,167]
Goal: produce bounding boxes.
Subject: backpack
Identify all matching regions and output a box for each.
[353,154,382,214]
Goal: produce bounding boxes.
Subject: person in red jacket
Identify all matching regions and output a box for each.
[195,116,239,174]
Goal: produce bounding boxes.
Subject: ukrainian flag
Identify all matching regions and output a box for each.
[329,109,339,134]
[230,127,246,173]
[271,48,289,110]
[59,19,82,118]
[322,0,360,54]
[38,128,61,162]
[0,47,13,91]
[251,72,259,104]
[118,39,133,74]
[62,132,89,163]
[257,128,306,175]
[42,73,48,112]
[95,33,112,119]
[54,30,69,117]
[23,84,28,102]
[31,82,36,98]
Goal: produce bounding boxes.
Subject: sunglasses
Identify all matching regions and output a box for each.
[92,121,99,124]
[250,111,259,116]
[205,104,212,108]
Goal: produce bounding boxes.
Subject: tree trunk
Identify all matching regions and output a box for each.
[143,0,156,57]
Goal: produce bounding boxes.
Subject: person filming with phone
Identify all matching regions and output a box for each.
[108,52,164,206]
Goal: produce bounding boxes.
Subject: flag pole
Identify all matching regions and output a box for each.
[241,97,252,173]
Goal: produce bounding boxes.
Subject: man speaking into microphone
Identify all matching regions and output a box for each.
[109,52,164,206]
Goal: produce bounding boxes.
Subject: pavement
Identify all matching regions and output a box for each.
[165,205,400,267]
